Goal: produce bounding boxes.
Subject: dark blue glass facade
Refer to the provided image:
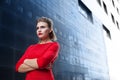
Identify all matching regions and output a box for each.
[0,0,109,80]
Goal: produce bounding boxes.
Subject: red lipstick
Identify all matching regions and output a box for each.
[38,33,42,35]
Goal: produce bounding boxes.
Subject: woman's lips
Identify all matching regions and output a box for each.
[38,33,42,35]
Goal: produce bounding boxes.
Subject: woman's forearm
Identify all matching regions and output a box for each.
[24,58,52,70]
[18,63,35,73]
[24,58,39,69]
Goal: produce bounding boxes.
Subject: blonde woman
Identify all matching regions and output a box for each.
[16,17,60,80]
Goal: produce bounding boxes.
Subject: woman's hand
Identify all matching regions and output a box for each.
[45,63,52,70]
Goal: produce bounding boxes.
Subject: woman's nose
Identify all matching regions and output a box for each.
[38,30,41,32]
[38,28,41,32]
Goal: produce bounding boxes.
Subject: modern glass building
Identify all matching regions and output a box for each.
[1,0,119,80]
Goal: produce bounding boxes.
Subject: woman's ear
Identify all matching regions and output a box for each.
[49,29,53,33]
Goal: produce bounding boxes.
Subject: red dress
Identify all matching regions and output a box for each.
[16,42,60,80]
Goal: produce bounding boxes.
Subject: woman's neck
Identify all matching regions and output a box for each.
[39,38,52,44]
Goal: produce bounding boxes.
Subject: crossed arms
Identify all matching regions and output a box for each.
[18,58,52,73]
[16,43,59,73]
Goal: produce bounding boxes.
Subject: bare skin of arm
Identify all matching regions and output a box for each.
[24,58,52,69]
[18,59,38,73]
[18,63,36,73]
[24,58,39,69]
[18,59,52,73]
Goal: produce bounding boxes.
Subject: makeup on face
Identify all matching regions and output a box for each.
[36,22,51,39]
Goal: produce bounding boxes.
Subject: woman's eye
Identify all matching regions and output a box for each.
[36,27,39,30]
[41,26,45,28]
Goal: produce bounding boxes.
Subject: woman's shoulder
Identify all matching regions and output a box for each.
[51,41,60,49]
[51,41,60,46]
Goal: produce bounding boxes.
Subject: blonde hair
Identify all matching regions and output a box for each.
[37,17,57,41]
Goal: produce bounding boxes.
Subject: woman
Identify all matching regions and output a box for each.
[15,17,60,80]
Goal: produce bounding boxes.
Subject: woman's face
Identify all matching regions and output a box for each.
[36,22,51,40]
